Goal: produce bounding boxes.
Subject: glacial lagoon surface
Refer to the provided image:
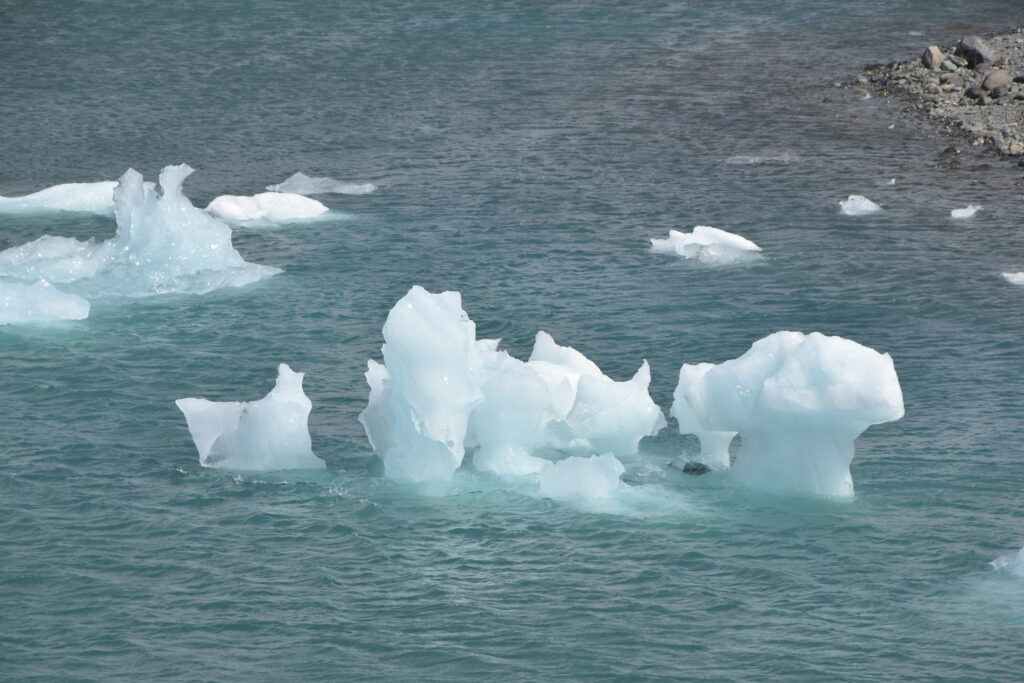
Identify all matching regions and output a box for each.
[4,2,1024,679]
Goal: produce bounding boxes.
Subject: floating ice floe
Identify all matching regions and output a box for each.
[1001,272,1024,285]
[724,153,798,165]
[538,454,625,501]
[991,547,1024,576]
[0,278,90,325]
[677,331,904,498]
[176,364,324,471]
[206,192,329,223]
[951,205,982,219]
[0,165,280,317]
[649,226,761,265]
[359,286,664,483]
[839,195,882,216]
[670,363,736,470]
[0,181,118,216]
[267,172,376,196]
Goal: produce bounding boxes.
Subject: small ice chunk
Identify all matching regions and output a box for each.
[0,181,118,216]
[206,192,328,223]
[670,363,736,470]
[839,195,881,215]
[0,279,90,324]
[1002,272,1024,285]
[950,205,981,219]
[682,331,904,498]
[724,154,798,165]
[267,172,376,195]
[176,364,324,471]
[650,226,761,265]
[539,454,625,501]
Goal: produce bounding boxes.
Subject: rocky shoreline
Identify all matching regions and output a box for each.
[853,28,1024,157]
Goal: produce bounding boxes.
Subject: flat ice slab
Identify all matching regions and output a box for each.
[267,172,376,195]
[0,181,118,216]
[0,279,89,325]
[176,364,324,471]
[207,192,329,223]
[650,226,761,265]
[950,205,981,219]
[839,195,881,216]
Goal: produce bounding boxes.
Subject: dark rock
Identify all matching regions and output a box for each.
[965,85,985,100]
[956,35,997,68]
[922,45,945,70]
[991,85,1009,99]
[982,69,1013,90]
[975,94,990,106]
[1014,75,1024,84]
[681,462,711,476]
[940,73,964,86]
[940,60,958,73]
[948,54,968,67]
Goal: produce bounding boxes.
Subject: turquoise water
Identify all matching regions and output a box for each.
[4,2,1024,679]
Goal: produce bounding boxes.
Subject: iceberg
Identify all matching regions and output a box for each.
[679,331,904,498]
[649,226,761,265]
[266,172,376,196]
[0,278,89,325]
[538,454,625,501]
[359,287,665,483]
[206,192,328,223]
[0,181,118,216]
[951,205,981,219]
[670,363,736,470]
[1002,272,1024,285]
[176,364,324,471]
[839,195,881,215]
[0,165,280,304]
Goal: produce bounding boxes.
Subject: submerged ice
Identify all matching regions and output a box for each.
[0,181,118,216]
[650,226,761,265]
[677,331,904,498]
[176,364,324,471]
[360,286,664,483]
[0,165,280,318]
[266,172,376,196]
[206,192,328,223]
[0,278,90,325]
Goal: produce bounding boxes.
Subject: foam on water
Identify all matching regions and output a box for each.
[0,181,118,216]
[0,165,280,310]
[267,172,376,195]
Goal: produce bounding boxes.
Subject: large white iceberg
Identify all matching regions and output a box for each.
[206,192,328,223]
[839,195,881,215]
[679,331,904,498]
[649,226,761,265]
[0,181,118,216]
[359,287,665,483]
[176,364,324,471]
[670,363,735,470]
[0,278,89,325]
[267,172,376,196]
[538,454,625,501]
[0,165,280,305]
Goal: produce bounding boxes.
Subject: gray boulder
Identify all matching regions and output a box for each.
[956,35,997,68]
[982,69,1013,91]
[922,45,945,70]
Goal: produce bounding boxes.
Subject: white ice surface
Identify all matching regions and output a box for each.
[206,192,328,223]
[360,288,665,483]
[0,279,89,325]
[1002,272,1024,285]
[680,331,904,498]
[670,363,736,470]
[0,181,118,216]
[951,205,981,219]
[176,364,324,471]
[0,165,280,302]
[538,454,625,501]
[266,172,376,195]
[839,195,881,215]
[650,226,761,265]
